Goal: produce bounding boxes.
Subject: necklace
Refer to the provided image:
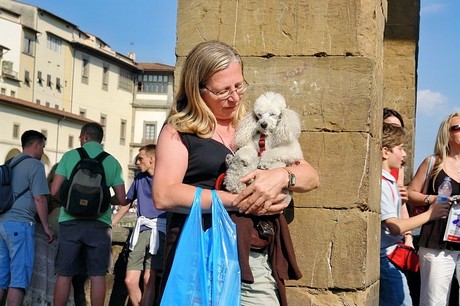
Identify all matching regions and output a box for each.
[215,129,235,154]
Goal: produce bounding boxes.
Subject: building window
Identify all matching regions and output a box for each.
[100,114,107,127]
[102,64,109,90]
[68,135,74,148]
[47,34,62,53]
[10,91,15,98]
[120,119,127,145]
[79,108,86,117]
[13,123,19,139]
[37,71,43,85]
[118,68,132,92]
[1,88,5,95]
[41,129,48,138]
[24,70,31,85]
[56,77,62,90]
[36,99,40,105]
[45,102,50,107]
[23,35,35,55]
[138,74,169,93]
[143,122,157,144]
[47,74,52,87]
[81,57,89,84]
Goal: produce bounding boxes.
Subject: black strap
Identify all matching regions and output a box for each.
[8,154,32,168]
[95,151,110,162]
[76,147,89,159]
[76,147,109,162]
[8,155,33,201]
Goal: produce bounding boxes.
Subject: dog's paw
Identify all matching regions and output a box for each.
[258,158,286,170]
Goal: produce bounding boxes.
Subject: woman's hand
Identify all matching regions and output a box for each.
[232,168,288,214]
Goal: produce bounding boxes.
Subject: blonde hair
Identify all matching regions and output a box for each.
[431,112,460,185]
[168,40,247,138]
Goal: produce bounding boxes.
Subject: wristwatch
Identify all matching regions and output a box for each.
[284,168,296,188]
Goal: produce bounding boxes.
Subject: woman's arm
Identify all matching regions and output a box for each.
[153,124,238,213]
[407,156,436,208]
[232,160,320,214]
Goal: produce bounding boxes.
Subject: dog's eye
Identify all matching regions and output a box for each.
[255,113,262,119]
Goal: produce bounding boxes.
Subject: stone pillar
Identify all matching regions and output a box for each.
[176,0,418,304]
[383,0,420,182]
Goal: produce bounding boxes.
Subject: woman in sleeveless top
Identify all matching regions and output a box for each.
[408,112,460,305]
[153,41,319,305]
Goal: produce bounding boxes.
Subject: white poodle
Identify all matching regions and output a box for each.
[223,91,303,193]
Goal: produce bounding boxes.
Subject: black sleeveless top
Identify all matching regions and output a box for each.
[180,132,230,188]
[419,170,460,250]
[159,132,232,299]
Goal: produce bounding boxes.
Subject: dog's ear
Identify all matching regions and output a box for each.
[234,113,258,148]
[274,108,301,142]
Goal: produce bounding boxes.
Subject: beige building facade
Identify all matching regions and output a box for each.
[0,0,174,184]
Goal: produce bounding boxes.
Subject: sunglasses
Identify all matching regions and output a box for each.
[450,125,460,132]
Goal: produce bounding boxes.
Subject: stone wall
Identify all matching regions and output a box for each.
[175,0,418,305]
[383,0,420,183]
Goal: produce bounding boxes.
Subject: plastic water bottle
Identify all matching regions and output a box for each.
[438,177,453,200]
[437,177,452,212]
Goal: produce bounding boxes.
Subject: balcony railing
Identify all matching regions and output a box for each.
[2,67,18,79]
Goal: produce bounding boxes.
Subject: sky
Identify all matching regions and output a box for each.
[19,0,460,173]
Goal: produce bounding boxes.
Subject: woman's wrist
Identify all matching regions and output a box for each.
[424,194,434,205]
[283,168,296,189]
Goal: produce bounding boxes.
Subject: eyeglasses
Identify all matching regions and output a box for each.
[203,80,248,100]
[450,125,460,132]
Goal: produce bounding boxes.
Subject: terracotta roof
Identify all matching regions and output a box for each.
[136,62,175,72]
[0,94,94,124]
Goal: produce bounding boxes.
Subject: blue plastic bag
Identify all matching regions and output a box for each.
[161,188,241,306]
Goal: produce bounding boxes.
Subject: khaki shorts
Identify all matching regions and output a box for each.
[241,250,280,305]
[127,230,165,271]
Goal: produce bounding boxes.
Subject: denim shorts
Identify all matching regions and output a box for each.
[0,221,35,289]
[55,220,112,276]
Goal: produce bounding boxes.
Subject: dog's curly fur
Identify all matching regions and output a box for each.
[224,146,259,193]
[224,91,303,193]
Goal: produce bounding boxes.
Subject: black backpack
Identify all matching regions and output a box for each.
[0,155,32,214]
[60,147,111,218]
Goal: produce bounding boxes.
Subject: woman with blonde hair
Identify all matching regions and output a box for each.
[408,112,460,305]
[153,40,319,305]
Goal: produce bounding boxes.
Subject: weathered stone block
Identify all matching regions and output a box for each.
[286,282,379,305]
[177,56,376,133]
[384,39,418,57]
[288,209,379,288]
[293,132,373,210]
[176,0,363,57]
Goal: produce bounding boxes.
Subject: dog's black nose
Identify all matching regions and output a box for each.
[261,122,267,129]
